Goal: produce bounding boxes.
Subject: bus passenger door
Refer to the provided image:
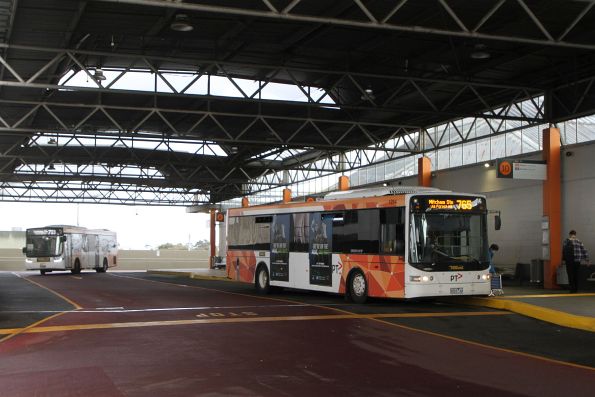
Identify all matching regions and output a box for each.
[309,213,333,287]
[87,235,99,269]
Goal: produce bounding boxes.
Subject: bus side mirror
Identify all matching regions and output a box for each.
[61,236,67,242]
[495,215,502,230]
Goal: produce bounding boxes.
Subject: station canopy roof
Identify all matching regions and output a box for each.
[0,0,594,206]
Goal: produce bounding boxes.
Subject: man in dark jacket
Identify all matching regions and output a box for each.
[562,230,589,293]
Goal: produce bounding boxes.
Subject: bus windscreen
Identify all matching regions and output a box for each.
[409,196,488,271]
[25,229,64,258]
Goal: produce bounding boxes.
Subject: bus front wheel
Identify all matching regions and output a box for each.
[349,270,368,304]
[255,265,270,294]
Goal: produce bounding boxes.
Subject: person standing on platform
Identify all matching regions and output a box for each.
[562,230,589,293]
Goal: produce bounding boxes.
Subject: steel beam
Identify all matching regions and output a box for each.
[93,0,595,51]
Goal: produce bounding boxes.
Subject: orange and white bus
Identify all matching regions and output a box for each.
[226,187,492,302]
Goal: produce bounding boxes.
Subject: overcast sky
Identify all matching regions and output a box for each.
[0,202,211,249]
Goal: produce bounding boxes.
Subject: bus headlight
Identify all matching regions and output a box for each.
[25,258,33,263]
[481,274,491,281]
[53,257,63,263]
[410,275,433,282]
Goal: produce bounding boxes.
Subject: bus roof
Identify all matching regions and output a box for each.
[226,186,489,217]
[323,186,444,200]
[28,225,116,235]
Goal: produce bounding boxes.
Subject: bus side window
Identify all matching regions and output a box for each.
[380,208,405,255]
[291,213,309,252]
[254,216,271,251]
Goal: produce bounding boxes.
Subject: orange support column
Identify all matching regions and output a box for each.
[209,208,216,269]
[418,157,431,187]
[338,175,349,191]
[543,127,561,289]
[283,188,292,203]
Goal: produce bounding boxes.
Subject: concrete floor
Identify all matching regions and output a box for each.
[1,271,594,396]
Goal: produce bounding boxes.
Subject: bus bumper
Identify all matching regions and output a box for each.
[25,258,67,271]
[405,281,491,298]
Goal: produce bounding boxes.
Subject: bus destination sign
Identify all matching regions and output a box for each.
[411,196,485,212]
[27,228,63,236]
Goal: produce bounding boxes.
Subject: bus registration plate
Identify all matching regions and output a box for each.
[37,258,49,262]
[450,287,464,295]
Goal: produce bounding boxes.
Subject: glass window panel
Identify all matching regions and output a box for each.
[291,213,310,252]
[563,119,578,145]
[462,142,477,165]
[386,160,396,179]
[522,126,540,152]
[332,210,379,254]
[477,138,490,162]
[437,148,450,170]
[490,134,506,159]
[380,208,405,255]
[475,119,491,137]
[449,144,462,168]
[506,131,522,156]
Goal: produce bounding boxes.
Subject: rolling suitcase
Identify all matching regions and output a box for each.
[489,274,504,296]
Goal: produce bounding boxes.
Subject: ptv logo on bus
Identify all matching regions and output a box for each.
[450,273,463,282]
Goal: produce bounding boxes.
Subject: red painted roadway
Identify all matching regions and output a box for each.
[0,273,593,396]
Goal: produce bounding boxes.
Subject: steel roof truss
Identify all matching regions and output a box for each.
[472,0,506,33]
[92,0,595,50]
[516,0,554,41]
[26,53,65,84]
[0,53,23,82]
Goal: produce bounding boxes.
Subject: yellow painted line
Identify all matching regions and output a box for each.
[17,274,83,310]
[147,270,195,278]
[69,276,83,280]
[190,273,233,282]
[0,327,24,335]
[147,270,232,282]
[0,312,67,343]
[0,310,510,335]
[458,297,595,333]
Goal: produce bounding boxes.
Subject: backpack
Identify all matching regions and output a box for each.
[563,239,574,263]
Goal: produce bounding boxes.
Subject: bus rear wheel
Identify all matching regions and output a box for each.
[40,270,47,275]
[71,260,81,274]
[255,265,270,294]
[349,270,368,304]
[96,258,108,273]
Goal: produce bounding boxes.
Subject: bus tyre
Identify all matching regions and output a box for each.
[349,270,368,304]
[40,270,47,275]
[255,265,270,294]
[97,258,108,273]
[71,260,81,274]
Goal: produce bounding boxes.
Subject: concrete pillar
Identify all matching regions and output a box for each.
[543,127,561,289]
[418,156,431,187]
